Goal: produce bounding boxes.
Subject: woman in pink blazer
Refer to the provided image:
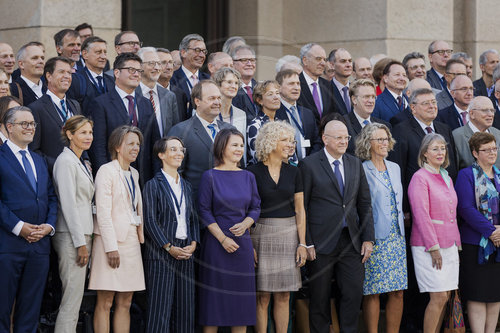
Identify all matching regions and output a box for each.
[408,133,461,333]
[89,125,145,333]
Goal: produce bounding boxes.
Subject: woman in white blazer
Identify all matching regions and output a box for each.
[52,115,95,333]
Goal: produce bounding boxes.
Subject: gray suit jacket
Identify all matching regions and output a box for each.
[52,147,95,247]
[135,84,180,136]
[436,89,453,110]
[452,123,500,170]
[426,68,444,91]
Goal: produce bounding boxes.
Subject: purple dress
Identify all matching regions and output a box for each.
[197,169,261,326]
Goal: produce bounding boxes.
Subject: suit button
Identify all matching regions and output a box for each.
[343,204,345,208]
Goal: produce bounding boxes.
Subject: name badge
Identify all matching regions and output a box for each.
[302,138,311,148]
[131,213,142,226]
[92,205,97,215]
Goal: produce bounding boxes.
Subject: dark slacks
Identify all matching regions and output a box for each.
[145,238,195,333]
[308,229,364,333]
[0,251,49,333]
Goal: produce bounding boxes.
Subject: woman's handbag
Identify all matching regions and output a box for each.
[443,289,465,333]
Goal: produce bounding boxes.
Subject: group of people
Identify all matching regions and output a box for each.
[1,22,500,333]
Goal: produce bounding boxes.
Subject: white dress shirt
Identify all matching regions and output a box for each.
[20,75,43,98]
[454,103,469,124]
[195,113,218,141]
[324,147,345,183]
[140,82,162,136]
[161,169,187,240]
[181,65,199,92]
[353,110,370,128]
[115,86,139,122]
[414,116,435,133]
[387,88,407,109]
[46,90,72,121]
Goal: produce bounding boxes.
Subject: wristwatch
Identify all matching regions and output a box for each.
[165,243,172,252]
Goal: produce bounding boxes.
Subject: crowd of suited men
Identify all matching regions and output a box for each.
[2,21,500,333]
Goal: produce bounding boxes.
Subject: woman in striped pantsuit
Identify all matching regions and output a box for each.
[143,136,200,333]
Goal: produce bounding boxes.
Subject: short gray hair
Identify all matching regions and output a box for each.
[229,44,255,59]
[417,133,449,168]
[328,48,348,63]
[275,55,301,72]
[409,88,434,104]
[355,123,395,161]
[16,42,42,62]
[156,47,170,54]
[222,36,246,54]
[402,51,425,69]
[451,52,471,61]
[3,106,32,127]
[137,47,157,61]
[179,34,204,51]
[479,49,498,65]
[299,43,318,65]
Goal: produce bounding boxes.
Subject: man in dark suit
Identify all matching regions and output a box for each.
[473,49,499,97]
[53,29,81,72]
[344,79,391,154]
[170,34,210,117]
[70,36,114,116]
[157,48,189,122]
[300,119,374,333]
[167,80,233,198]
[435,59,467,110]
[275,69,322,160]
[0,106,58,333]
[88,53,156,179]
[372,60,409,122]
[29,57,82,171]
[426,40,452,91]
[436,75,473,131]
[390,78,434,127]
[297,43,338,124]
[328,48,354,115]
[230,45,258,122]
[10,42,46,106]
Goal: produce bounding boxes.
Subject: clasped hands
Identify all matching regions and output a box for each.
[220,220,253,254]
[19,223,52,243]
[168,242,197,260]
[489,226,500,247]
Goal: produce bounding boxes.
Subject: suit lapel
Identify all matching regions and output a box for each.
[319,151,342,196]
[41,95,65,127]
[2,145,37,193]
[192,117,213,150]
[158,88,172,134]
[156,172,177,220]
[299,74,316,109]
[109,89,130,123]
[365,160,389,189]
[348,112,362,135]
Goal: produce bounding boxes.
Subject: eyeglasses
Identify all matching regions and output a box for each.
[187,47,208,55]
[471,108,496,114]
[414,100,437,107]
[478,147,499,154]
[143,61,162,67]
[117,67,144,75]
[118,41,143,47]
[9,121,37,129]
[160,60,174,66]
[168,147,186,154]
[429,147,447,153]
[431,49,453,56]
[408,64,426,71]
[452,87,474,93]
[370,137,390,144]
[324,134,351,142]
[233,58,256,64]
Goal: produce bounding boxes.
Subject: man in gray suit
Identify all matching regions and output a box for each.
[167,80,233,197]
[453,96,500,170]
[436,59,466,110]
[136,47,179,137]
[427,40,453,91]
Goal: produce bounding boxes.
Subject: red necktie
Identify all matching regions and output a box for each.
[244,86,253,103]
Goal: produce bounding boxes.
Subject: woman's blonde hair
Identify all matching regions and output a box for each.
[255,120,296,162]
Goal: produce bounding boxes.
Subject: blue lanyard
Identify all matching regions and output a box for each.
[85,68,105,94]
[51,100,70,121]
[285,106,305,136]
[164,175,184,216]
[218,106,234,124]
[124,173,136,212]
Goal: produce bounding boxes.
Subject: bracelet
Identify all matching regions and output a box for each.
[298,244,307,248]
[221,236,227,245]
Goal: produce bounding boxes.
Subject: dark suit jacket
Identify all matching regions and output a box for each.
[473,77,488,97]
[275,104,322,157]
[389,108,412,127]
[299,151,374,254]
[344,112,391,155]
[331,81,350,115]
[372,88,410,122]
[232,79,258,122]
[297,72,338,124]
[88,88,155,180]
[28,94,82,171]
[68,69,115,117]
[170,85,189,122]
[436,104,464,131]
[10,77,47,106]
[143,172,200,260]
[426,68,444,91]
[490,95,500,130]
[167,116,233,198]
[0,144,57,255]
[170,68,210,116]
[388,116,458,213]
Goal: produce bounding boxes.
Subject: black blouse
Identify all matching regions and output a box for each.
[247,162,303,218]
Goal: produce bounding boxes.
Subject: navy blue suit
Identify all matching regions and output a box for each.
[331,81,350,115]
[232,79,258,122]
[473,77,488,97]
[275,103,322,158]
[10,77,47,106]
[297,73,339,125]
[68,69,115,117]
[143,172,199,333]
[426,68,445,91]
[170,85,189,122]
[0,144,57,333]
[170,68,210,117]
[88,88,155,181]
[372,88,410,122]
[344,111,391,155]
[389,108,412,127]
[490,96,500,130]
[436,104,464,131]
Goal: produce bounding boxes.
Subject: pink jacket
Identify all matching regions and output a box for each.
[408,167,461,251]
[94,160,144,252]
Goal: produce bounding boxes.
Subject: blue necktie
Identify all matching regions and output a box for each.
[96,75,104,93]
[440,76,448,90]
[333,160,346,227]
[363,119,370,126]
[19,150,36,192]
[60,99,68,121]
[207,123,216,140]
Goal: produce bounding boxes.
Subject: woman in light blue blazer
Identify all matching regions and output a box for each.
[355,123,407,333]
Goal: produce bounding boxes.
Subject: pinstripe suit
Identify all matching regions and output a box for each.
[143,171,200,333]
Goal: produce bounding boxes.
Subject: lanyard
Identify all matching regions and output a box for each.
[85,67,105,94]
[51,100,70,122]
[124,172,136,212]
[164,175,184,216]
[285,106,305,136]
[218,106,234,124]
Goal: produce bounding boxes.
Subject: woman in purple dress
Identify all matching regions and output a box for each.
[197,128,261,332]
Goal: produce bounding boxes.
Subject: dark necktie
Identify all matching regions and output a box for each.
[333,160,346,227]
[244,86,253,103]
[461,111,468,126]
[96,76,104,93]
[60,99,68,121]
[125,95,138,126]
[20,150,36,192]
[425,126,433,134]
[207,123,216,140]
[397,96,403,111]
[440,76,448,90]
[149,90,157,113]
[342,86,351,112]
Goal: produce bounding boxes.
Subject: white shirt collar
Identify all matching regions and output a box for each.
[303,71,318,86]
[387,88,404,103]
[161,169,181,186]
[280,99,296,111]
[181,65,198,79]
[46,89,66,106]
[195,112,217,128]
[87,67,103,79]
[353,109,370,125]
[332,77,349,92]
[413,115,434,133]
[20,75,42,89]
[115,85,135,99]
[468,121,490,133]
[323,147,343,166]
[6,139,28,156]
[140,82,157,96]
[454,103,467,113]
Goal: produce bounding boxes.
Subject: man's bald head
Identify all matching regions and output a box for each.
[405,78,432,98]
